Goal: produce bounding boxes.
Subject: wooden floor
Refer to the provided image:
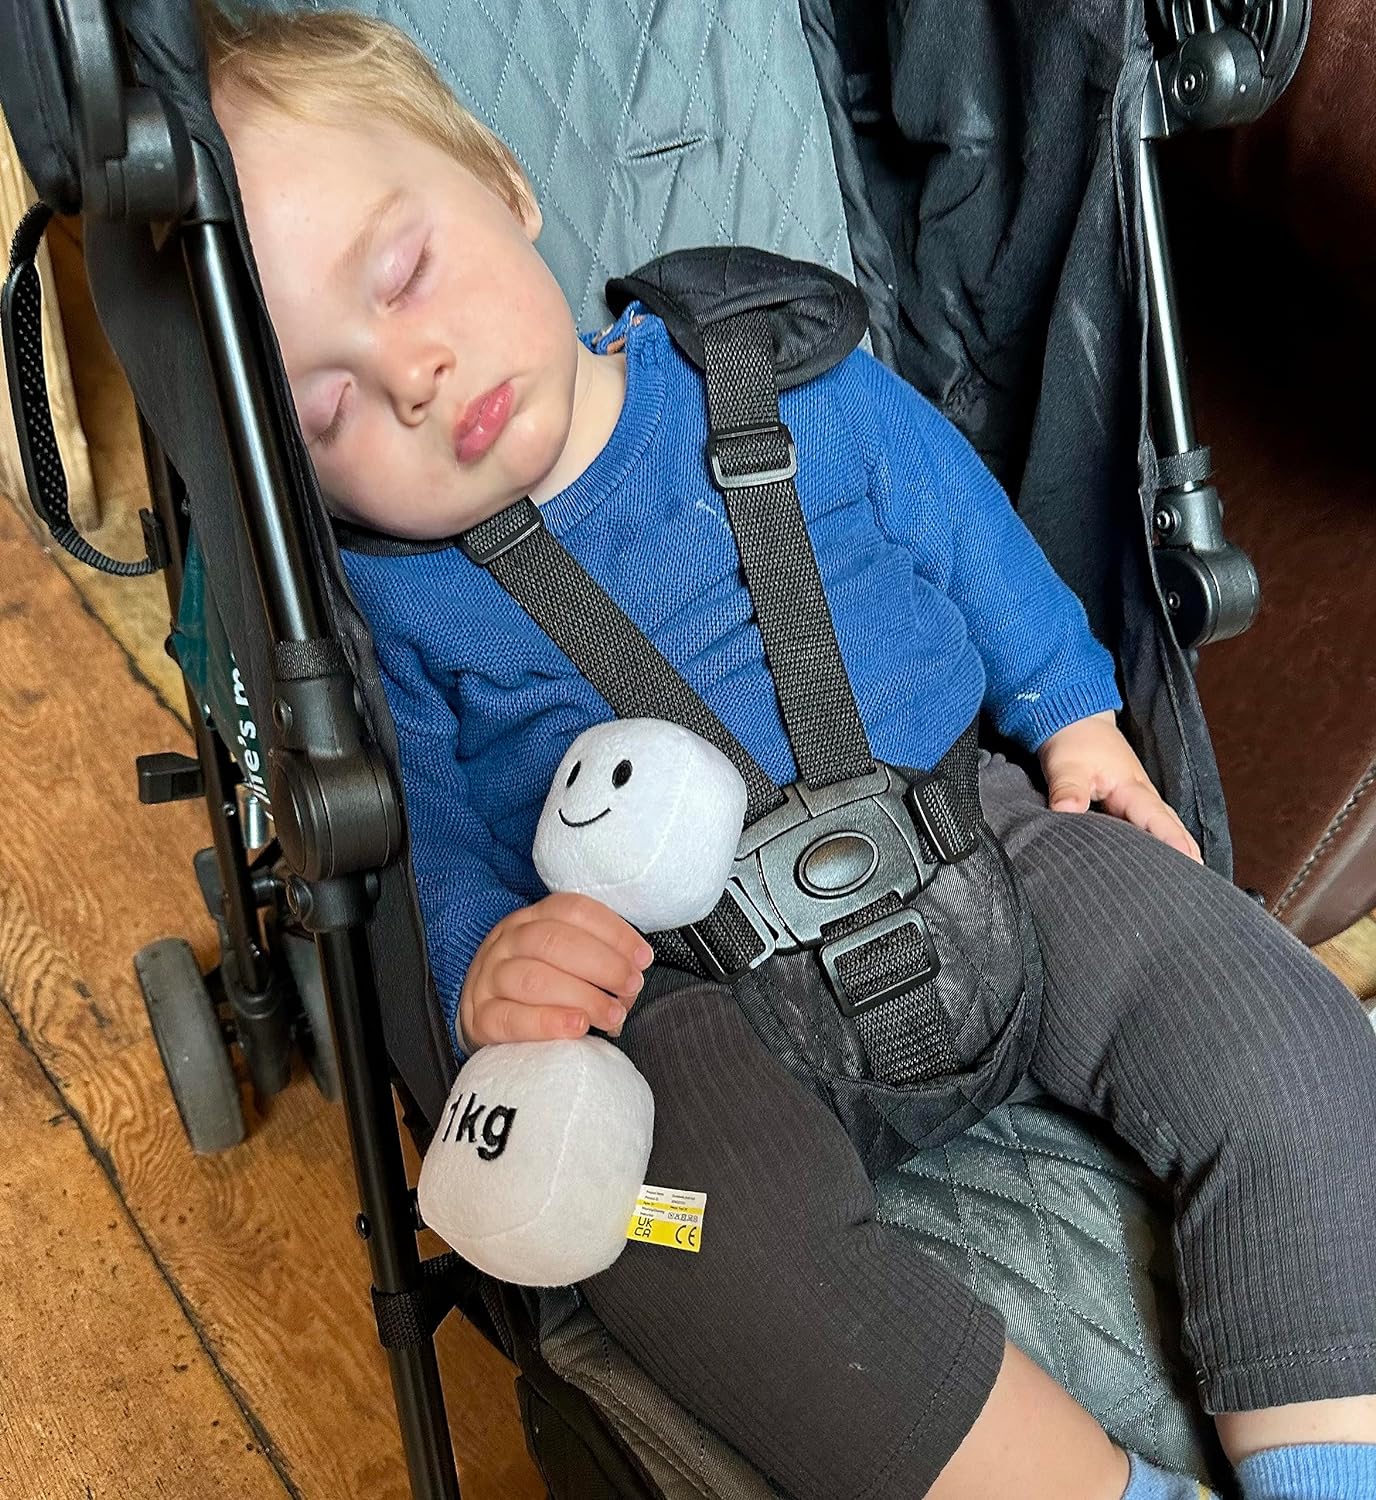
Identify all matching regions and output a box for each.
[0,501,543,1499]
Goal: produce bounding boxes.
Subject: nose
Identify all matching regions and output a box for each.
[381,335,453,425]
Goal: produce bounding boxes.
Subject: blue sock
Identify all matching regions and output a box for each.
[1235,1443,1376,1500]
[1122,1451,1218,1498]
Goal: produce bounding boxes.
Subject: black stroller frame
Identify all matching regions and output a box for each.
[136,131,472,1500]
[1,1,1310,1495]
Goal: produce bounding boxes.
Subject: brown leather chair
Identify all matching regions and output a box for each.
[1167,0,1375,946]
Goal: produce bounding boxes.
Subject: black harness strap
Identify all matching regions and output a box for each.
[457,499,784,824]
[371,1251,474,1349]
[446,252,988,1069]
[700,309,874,790]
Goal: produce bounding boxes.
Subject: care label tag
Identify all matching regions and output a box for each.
[626,1184,706,1253]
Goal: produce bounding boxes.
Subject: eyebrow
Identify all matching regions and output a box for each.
[334,188,405,286]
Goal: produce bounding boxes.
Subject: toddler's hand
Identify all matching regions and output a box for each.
[458,892,654,1052]
[1037,710,1202,863]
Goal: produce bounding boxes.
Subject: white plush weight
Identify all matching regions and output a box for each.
[420,720,742,1286]
[417,1037,655,1287]
[532,718,748,931]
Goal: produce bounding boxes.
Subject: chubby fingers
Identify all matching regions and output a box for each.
[464,893,654,1048]
[1099,780,1203,863]
[1045,772,1094,814]
[507,891,654,975]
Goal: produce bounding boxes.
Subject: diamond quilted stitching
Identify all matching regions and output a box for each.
[878,1101,1172,1390]
[261,0,853,326]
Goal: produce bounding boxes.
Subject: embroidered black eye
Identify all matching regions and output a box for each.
[566,761,581,787]
[612,759,633,788]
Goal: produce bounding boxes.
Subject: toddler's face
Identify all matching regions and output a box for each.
[222,107,579,538]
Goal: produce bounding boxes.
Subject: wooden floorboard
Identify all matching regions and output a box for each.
[0,502,542,1499]
[0,1006,288,1499]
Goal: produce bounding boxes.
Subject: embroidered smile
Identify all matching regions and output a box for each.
[559,807,611,828]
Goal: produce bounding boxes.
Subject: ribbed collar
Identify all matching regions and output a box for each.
[534,306,668,536]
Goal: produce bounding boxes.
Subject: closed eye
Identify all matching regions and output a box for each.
[390,242,432,307]
[315,385,351,449]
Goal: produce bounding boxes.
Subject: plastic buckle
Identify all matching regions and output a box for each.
[682,878,779,982]
[457,498,543,566]
[707,422,798,492]
[905,776,977,864]
[820,907,940,1017]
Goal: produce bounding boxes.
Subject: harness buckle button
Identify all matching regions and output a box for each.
[796,831,880,898]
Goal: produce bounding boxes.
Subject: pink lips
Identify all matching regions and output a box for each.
[453,382,514,464]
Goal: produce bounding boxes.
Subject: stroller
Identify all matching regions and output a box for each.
[0,0,1310,1494]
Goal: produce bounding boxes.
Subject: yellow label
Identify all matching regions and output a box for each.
[626,1183,706,1253]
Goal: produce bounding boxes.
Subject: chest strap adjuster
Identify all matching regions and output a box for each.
[707,420,798,491]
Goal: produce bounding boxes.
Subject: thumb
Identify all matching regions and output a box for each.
[1046,774,1092,813]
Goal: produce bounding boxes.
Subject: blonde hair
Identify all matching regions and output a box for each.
[200,6,534,220]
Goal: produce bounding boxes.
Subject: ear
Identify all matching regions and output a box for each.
[510,169,542,241]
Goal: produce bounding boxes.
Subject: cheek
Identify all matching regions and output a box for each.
[312,416,428,517]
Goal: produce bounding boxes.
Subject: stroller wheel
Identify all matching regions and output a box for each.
[134,938,246,1154]
[281,930,341,1104]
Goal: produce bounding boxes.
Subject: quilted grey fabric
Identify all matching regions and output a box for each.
[258,0,856,330]
[248,0,1218,1486]
[876,1091,1218,1477]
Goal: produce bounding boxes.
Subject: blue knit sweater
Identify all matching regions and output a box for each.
[342,308,1121,1045]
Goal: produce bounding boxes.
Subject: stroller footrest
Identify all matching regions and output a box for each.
[137,751,204,805]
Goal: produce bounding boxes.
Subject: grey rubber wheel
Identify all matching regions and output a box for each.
[135,938,246,1154]
[282,930,341,1104]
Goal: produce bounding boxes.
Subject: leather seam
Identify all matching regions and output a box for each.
[1274,759,1376,915]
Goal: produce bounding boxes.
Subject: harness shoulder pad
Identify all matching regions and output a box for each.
[605,247,869,391]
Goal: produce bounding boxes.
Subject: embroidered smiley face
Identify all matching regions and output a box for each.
[556,753,634,828]
[532,719,748,931]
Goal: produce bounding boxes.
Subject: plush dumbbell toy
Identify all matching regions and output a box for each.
[417,719,747,1286]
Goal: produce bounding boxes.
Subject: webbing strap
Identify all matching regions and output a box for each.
[458,500,784,824]
[1,203,156,577]
[701,311,874,790]
[371,1251,472,1349]
[1156,444,1213,490]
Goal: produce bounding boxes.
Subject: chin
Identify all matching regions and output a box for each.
[506,415,571,501]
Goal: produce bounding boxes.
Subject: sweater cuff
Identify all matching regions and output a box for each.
[994,675,1124,753]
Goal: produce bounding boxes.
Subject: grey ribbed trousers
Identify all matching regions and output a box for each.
[582,756,1376,1500]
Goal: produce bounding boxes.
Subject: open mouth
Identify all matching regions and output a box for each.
[559,807,610,828]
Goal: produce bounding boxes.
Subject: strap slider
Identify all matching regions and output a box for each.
[682,878,780,981]
[820,908,940,1017]
[457,498,544,566]
[707,422,798,492]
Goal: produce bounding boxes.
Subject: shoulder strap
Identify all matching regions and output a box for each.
[618,246,876,789]
[457,501,786,825]
[460,247,878,805]
[696,303,874,790]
